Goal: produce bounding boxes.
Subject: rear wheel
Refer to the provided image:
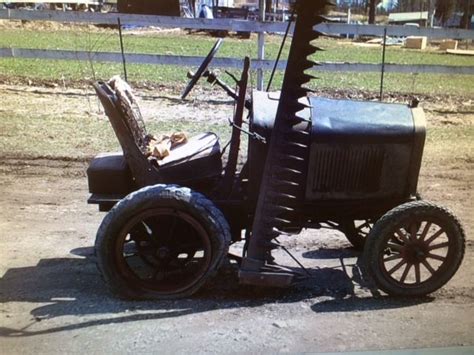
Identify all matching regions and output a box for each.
[363,201,465,297]
[341,220,374,250]
[95,184,231,299]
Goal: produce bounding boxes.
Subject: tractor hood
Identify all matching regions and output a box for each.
[250,90,426,203]
[251,91,418,144]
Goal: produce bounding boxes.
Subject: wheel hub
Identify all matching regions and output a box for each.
[401,240,429,264]
[156,246,171,260]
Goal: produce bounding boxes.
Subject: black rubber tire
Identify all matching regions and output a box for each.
[95,184,231,300]
[363,201,465,297]
[341,220,374,251]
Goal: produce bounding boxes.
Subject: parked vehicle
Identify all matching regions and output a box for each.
[87,0,465,299]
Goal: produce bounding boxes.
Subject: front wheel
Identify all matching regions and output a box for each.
[95,184,231,299]
[363,201,465,297]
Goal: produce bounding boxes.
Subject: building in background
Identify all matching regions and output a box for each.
[388,11,428,26]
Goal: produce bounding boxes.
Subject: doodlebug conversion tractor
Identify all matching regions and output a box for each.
[86,0,465,299]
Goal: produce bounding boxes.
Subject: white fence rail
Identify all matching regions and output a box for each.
[2,48,474,75]
[1,9,474,39]
[0,9,473,77]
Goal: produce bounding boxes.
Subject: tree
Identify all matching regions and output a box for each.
[435,0,456,25]
[460,0,473,29]
[266,0,272,15]
[367,0,382,24]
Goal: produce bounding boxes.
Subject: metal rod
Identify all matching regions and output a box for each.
[257,32,265,90]
[266,9,294,92]
[379,27,387,101]
[274,238,313,278]
[117,17,128,82]
[256,0,266,90]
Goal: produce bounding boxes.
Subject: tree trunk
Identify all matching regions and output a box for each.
[461,0,472,29]
[368,0,378,24]
[368,0,375,23]
[266,0,272,16]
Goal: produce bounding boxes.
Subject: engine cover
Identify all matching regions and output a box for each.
[250,91,426,202]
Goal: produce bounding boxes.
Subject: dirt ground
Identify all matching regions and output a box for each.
[0,84,473,353]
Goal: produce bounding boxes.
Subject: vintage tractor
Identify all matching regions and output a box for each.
[87,0,465,299]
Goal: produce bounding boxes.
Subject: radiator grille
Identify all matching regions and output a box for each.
[310,146,384,193]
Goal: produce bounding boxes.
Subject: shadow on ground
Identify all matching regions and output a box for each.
[0,245,433,337]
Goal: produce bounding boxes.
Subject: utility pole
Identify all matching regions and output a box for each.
[427,0,435,27]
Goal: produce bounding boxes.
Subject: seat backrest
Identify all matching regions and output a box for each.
[93,78,161,187]
[107,76,148,154]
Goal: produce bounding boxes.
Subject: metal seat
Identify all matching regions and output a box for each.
[92,78,222,189]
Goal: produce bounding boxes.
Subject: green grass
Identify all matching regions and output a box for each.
[1,28,473,95]
[0,111,231,160]
[1,29,472,66]
[425,125,474,166]
[0,102,471,163]
[0,57,472,96]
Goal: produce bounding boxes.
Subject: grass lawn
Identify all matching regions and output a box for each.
[0,24,472,161]
[0,106,471,167]
[1,26,473,96]
[0,110,232,161]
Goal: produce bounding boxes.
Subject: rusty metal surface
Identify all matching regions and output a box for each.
[240,0,333,284]
[221,57,250,198]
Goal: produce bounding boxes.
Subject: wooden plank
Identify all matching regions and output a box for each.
[446,49,474,56]
[2,47,474,75]
[1,9,474,39]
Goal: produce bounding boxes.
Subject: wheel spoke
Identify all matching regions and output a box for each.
[359,221,371,230]
[427,253,446,262]
[399,263,413,283]
[387,259,407,275]
[166,213,178,242]
[177,243,202,249]
[141,221,153,236]
[419,222,432,242]
[409,222,419,241]
[384,254,403,262]
[424,228,445,245]
[421,259,436,275]
[428,241,450,251]
[395,229,409,243]
[141,221,159,246]
[387,242,403,252]
[414,263,421,284]
[152,267,165,281]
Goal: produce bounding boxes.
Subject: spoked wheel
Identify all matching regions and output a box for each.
[341,220,374,250]
[364,201,465,297]
[95,185,231,299]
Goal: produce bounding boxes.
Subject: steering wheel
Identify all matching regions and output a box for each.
[181,38,223,99]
